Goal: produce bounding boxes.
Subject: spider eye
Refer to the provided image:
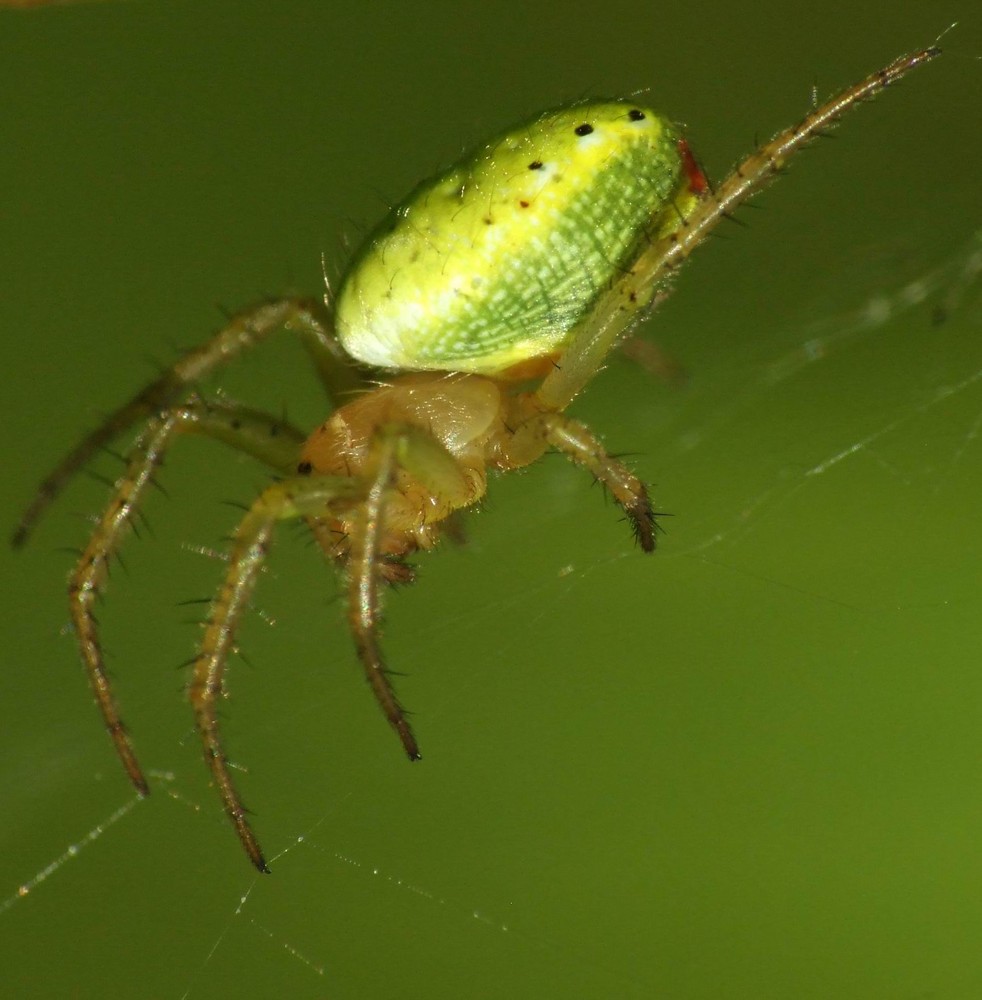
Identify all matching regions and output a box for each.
[574,123,594,136]
[297,461,313,475]
[628,109,645,121]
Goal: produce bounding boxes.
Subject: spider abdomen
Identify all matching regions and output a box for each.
[336,102,698,376]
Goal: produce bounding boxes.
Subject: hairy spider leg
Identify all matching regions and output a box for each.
[192,422,469,872]
[347,431,417,759]
[535,46,941,413]
[497,400,657,552]
[69,398,307,798]
[12,297,361,547]
[541,413,656,552]
[348,421,474,759]
[189,473,361,872]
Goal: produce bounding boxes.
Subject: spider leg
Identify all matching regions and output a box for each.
[348,421,475,758]
[345,421,472,760]
[347,430,418,760]
[189,474,362,873]
[540,413,656,552]
[499,401,654,550]
[12,297,362,547]
[535,47,939,413]
[70,397,307,800]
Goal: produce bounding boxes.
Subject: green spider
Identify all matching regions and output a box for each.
[12,47,938,872]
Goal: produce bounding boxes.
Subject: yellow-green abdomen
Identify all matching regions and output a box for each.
[336,101,693,375]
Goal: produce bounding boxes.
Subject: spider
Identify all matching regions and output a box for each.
[12,47,937,872]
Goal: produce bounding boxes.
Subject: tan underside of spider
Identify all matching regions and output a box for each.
[12,48,937,872]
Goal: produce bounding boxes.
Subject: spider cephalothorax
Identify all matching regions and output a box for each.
[12,48,938,871]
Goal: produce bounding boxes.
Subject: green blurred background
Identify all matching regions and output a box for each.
[2,2,980,997]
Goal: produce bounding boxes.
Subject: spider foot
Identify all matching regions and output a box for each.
[625,487,657,553]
